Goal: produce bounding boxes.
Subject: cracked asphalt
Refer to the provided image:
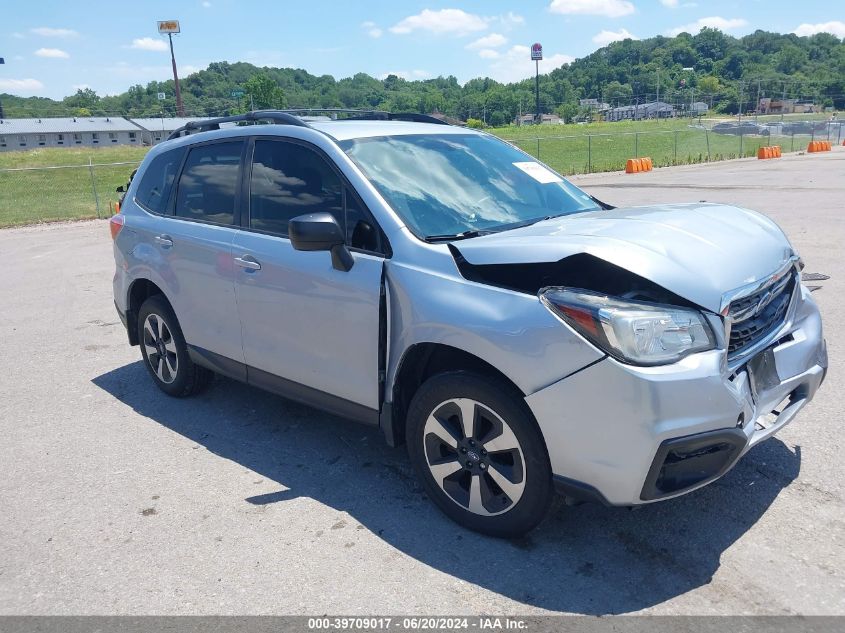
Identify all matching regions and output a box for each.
[0,150,842,615]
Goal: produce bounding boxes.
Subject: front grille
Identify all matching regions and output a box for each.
[727,271,796,360]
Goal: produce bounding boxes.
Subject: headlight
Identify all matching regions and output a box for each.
[540,287,716,366]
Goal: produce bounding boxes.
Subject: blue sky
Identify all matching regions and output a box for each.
[2,0,844,99]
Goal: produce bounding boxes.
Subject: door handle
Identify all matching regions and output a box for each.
[234,255,261,271]
[154,234,173,248]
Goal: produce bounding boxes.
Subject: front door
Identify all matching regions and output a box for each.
[232,138,385,412]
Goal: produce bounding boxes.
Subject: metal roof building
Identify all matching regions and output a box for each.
[0,117,142,151]
[606,101,675,122]
[130,117,215,145]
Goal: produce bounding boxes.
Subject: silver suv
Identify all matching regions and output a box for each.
[111,110,827,537]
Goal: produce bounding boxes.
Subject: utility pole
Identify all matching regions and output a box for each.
[655,68,659,106]
[158,21,184,117]
[0,57,5,119]
[168,33,184,116]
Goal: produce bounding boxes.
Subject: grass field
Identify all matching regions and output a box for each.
[1,117,840,227]
[0,146,146,227]
[488,117,836,175]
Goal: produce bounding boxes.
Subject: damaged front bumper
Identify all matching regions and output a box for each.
[526,285,827,506]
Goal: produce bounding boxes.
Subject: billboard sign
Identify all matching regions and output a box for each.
[157,20,181,34]
[531,43,543,61]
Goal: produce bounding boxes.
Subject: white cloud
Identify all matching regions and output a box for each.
[202,0,212,7]
[361,21,383,38]
[34,47,69,58]
[379,70,432,80]
[488,45,574,83]
[390,9,489,36]
[592,28,638,46]
[666,16,748,36]
[466,33,508,49]
[660,0,678,7]
[549,0,635,18]
[497,12,525,27]
[478,49,501,59]
[12,32,25,39]
[130,37,169,52]
[793,21,845,38]
[0,78,45,93]
[30,27,78,38]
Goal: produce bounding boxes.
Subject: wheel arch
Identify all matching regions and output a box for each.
[383,342,528,448]
[125,278,172,346]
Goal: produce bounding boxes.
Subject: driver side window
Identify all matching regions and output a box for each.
[248,139,387,255]
[249,140,343,237]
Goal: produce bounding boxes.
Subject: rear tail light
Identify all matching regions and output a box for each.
[109,214,125,240]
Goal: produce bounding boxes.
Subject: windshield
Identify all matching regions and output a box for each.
[339,133,600,240]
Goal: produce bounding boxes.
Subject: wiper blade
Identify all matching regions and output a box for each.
[424,229,492,242]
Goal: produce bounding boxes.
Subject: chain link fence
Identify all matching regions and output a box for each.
[0,160,139,227]
[0,120,841,227]
[504,120,843,176]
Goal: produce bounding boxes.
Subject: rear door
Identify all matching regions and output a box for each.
[232,137,387,412]
[157,139,246,365]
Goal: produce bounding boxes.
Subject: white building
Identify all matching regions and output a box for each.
[0,117,142,151]
[129,117,214,145]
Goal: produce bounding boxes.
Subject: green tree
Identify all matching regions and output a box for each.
[244,72,286,109]
[698,75,721,94]
[776,44,808,74]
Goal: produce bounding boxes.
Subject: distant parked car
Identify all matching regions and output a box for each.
[782,121,840,136]
[110,109,827,537]
[712,121,769,136]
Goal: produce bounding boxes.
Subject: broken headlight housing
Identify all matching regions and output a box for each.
[540,287,716,366]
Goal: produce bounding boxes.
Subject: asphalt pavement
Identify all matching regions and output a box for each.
[0,149,843,615]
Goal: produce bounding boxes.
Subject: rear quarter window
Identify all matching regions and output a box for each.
[134,147,186,214]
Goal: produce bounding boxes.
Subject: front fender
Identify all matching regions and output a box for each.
[383,260,604,398]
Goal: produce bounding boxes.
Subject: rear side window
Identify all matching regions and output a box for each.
[175,141,243,225]
[134,147,185,214]
[249,139,343,236]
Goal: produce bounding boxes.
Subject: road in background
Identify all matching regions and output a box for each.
[0,151,842,615]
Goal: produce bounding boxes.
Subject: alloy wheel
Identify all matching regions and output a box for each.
[423,398,526,516]
[142,313,179,384]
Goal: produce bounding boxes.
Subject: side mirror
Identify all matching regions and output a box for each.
[289,212,354,272]
[116,185,126,193]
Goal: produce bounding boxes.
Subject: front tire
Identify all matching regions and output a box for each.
[406,371,553,537]
[137,295,213,397]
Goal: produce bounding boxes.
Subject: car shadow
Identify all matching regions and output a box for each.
[92,362,801,615]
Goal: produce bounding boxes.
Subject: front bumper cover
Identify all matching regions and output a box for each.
[527,285,827,506]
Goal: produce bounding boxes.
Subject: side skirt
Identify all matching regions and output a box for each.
[187,345,379,427]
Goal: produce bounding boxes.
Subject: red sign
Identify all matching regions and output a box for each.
[531,42,543,61]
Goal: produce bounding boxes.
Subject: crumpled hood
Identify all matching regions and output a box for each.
[453,203,795,312]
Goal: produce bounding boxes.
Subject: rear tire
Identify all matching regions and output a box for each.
[137,295,213,397]
[406,371,553,537]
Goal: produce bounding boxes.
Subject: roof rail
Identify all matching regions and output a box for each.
[166,110,310,140]
[166,108,451,140]
[279,108,450,125]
